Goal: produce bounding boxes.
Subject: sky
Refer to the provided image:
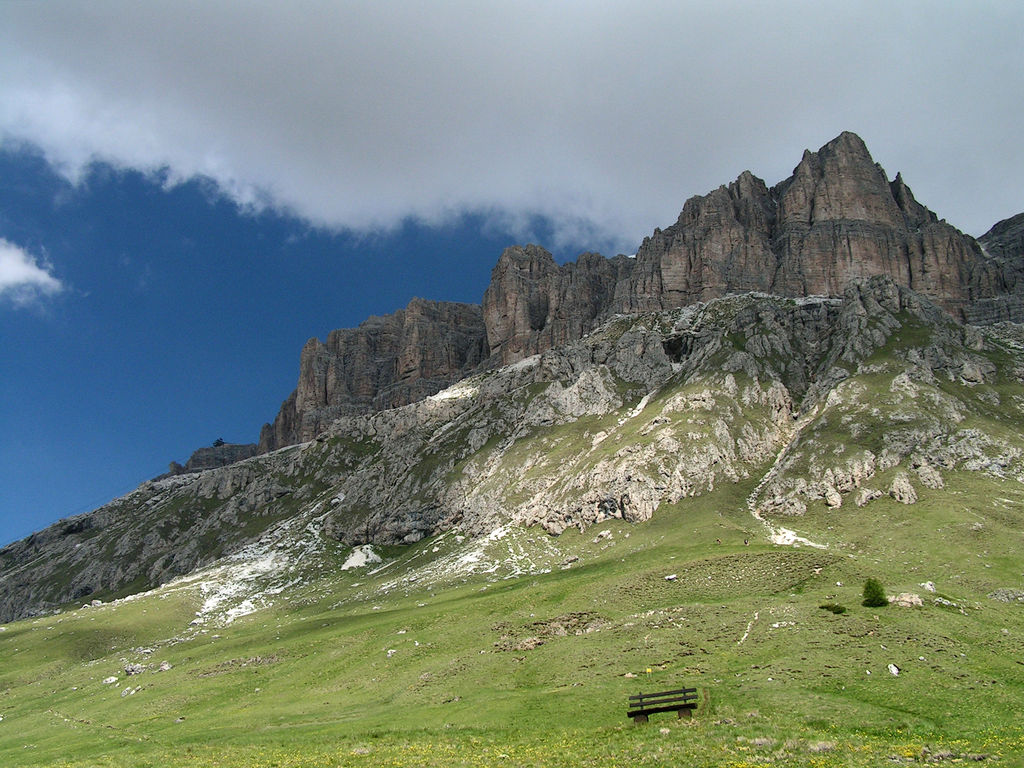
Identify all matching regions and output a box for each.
[1,1,1022,546]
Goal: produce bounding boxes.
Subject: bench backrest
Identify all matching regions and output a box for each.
[628,687,697,707]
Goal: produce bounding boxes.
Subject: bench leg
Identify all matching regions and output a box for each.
[632,714,648,725]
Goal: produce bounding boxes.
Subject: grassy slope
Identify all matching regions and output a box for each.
[1,473,1022,768]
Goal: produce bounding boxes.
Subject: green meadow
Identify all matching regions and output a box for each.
[2,475,1022,767]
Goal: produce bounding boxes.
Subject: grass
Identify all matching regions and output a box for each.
[2,476,1023,767]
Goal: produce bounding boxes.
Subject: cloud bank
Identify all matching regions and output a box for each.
[0,239,64,307]
[1,1,1022,249]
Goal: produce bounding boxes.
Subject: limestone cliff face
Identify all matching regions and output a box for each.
[772,133,988,313]
[251,132,1022,456]
[616,132,1001,318]
[481,245,634,365]
[968,213,1024,323]
[258,298,487,452]
[980,212,1024,262]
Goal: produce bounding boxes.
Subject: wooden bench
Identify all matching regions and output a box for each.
[626,687,698,724]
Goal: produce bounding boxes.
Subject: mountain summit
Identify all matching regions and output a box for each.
[257,131,1022,452]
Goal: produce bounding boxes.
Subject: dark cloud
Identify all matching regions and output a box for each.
[1,1,1021,248]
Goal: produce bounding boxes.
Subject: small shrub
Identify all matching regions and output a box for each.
[819,602,847,614]
[862,578,888,607]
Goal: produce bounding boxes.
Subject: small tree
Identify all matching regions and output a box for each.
[213,438,225,447]
[862,577,888,607]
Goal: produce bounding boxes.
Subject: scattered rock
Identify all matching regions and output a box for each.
[855,488,882,507]
[102,677,118,685]
[124,663,145,676]
[888,663,900,676]
[920,581,936,592]
[664,574,678,581]
[823,485,842,508]
[914,461,945,489]
[889,472,918,504]
[158,661,173,672]
[989,588,1024,603]
[515,637,544,651]
[889,593,923,607]
[659,727,671,735]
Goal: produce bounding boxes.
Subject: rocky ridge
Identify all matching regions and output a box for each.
[5,273,1024,622]
[258,298,487,452]
[257,132,1023,451]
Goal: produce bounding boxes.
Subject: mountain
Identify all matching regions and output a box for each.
[2,132,1024,624]
[254,131,1022,453]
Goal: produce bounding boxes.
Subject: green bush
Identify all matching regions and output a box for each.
[819,602,847,614]
[862,577,888,607]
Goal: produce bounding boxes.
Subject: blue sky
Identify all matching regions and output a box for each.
[1,2,1022,545]
[0,148,601,545]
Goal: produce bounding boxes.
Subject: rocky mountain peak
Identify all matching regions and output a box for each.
[240,132,1024,457]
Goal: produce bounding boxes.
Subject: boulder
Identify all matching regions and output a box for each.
[889,473,918,504]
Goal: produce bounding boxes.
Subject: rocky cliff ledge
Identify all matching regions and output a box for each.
[166,442,258,476]
[251,132,1023,455]
[259,298,487,452]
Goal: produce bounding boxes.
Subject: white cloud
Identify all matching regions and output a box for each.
[0,239,64,307]
[0,2,1022,247]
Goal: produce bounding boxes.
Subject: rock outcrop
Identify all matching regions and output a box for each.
[258,298,488,451]
[166,442,258,476]
[968,212,1024,324]
[481,245,634,365]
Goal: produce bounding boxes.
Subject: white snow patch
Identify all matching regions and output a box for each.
[429,380,479,401]
[738,611,759,644]
[628,393,652,419]
[342,545,382,570]
[508,354,541,372]
[371,524,562,596]
[767,526,827,549]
